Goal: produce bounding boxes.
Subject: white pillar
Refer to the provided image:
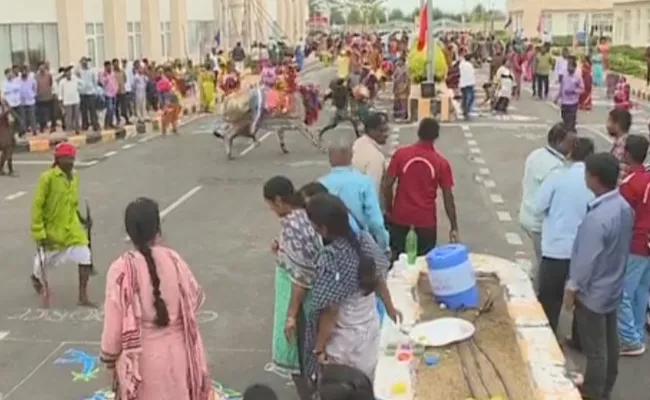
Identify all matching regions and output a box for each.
[141,0,163,61]
[103,0,129,59]
[56,0,86,65]
[169,0,188,58]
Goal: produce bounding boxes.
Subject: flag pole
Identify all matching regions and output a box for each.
[426,0,435,82]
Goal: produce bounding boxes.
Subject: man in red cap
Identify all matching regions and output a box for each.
[30,142,94,307]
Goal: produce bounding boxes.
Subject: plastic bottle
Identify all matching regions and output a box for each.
[406,226,418,265]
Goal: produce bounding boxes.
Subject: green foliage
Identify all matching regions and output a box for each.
[330,8,346,25]
[609,45,646,62]
[609,53,646,78]
[548,43,648,79]
[388,8,405,21]
[347,8,362,24]
[407,39,447,84]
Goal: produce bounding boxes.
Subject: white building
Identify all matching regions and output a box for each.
[0,0,307,69]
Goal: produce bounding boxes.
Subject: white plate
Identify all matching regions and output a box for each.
[408,317,476,347]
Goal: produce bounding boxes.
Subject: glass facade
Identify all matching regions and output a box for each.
[0,23,59,70]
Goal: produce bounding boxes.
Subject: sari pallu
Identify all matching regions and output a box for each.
[100,249,212,400]
[271,209,322,377]
[579,62,593,111]
[392,67,411,120]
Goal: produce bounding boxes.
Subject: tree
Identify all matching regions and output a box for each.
[388,8,404,21]
[330,8,346,25]
[347,8,362,25]
[369,8,387,24]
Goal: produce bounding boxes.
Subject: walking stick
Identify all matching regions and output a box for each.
[85,200,96,275]
[37,245,50,308]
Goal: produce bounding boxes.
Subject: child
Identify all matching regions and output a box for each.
[493,62,514,114]
[319,364,375,400]
[242,384,278,400]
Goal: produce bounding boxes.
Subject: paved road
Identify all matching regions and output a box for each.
[1,66,649,400]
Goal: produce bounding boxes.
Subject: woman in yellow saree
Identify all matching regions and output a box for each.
[198,64,216,113]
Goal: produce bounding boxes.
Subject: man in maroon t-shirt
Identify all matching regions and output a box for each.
[381,118,459,260]
[618,134,650,356]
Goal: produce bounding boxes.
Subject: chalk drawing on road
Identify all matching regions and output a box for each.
[53,349,243,399]
[83,387,113,400]
[7,308,219,324]
[54,348,100,382]
[213,380,243,399]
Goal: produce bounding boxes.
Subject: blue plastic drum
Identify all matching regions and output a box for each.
[425,244,479,310]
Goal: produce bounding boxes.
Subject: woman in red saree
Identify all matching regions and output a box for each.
[101,198,213,400]
[156,67,183,135]
[579,57,593,111]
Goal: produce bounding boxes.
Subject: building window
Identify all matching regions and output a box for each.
[0,23,59,71]
[623,10,631,42]
[187,21,217,59]
[85,22,105,66]
[542,13,553,33]
[127,22,142,60]
[637,9,642,35]
[567,13,580,35]
[616,16,624,42]
[161,22,171,58]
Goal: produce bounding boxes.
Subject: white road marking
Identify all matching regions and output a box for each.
[288,160,329,167]
[12,160,98,167]
[467,139,478,146]
[496,211,512,222]
[138,134,156,143]
[581,125,613,144]
[469,147,481,154]
[123,185,203,241]
[122,143,136,149]
[473,157,486,164]
[160,185,203,218]
[5,191,26,201]
[239,131,273,157]
[103,150,118,157]
[478,167,490,175]
[3,342,65,399]
[463,132,473,138]
[515,258,534,276]
[483,179,496,188]
[505,232,524,246]
[0,331,8,341]
[84,160,99,167]
[490,194,504,204]
[461,125,469,131]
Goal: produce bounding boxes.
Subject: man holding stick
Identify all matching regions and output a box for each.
[30,142,94,307]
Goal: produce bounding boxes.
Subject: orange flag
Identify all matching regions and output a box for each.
[417,6,428,51]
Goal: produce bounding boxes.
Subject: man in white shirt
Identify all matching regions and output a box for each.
[518,123,574,288]
[57,67,81,134]
[459,54,476,120]
[352,112,389,195]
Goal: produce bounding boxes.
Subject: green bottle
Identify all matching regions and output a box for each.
[405,226,418,265]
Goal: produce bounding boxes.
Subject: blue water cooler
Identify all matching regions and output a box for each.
[425,244,480,310]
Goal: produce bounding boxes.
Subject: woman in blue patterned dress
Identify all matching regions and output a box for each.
[263,176,322,398]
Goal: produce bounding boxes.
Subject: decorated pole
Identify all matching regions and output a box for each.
[426,0,435,82]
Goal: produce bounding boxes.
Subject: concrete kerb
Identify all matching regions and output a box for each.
[15,127,128,154]
[14,61,326,154]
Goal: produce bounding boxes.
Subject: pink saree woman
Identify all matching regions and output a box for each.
[101,198,213,400]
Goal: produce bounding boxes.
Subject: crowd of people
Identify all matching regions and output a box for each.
[27,102,458,399]
[442,32,632,126]
[519,108,650,400]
